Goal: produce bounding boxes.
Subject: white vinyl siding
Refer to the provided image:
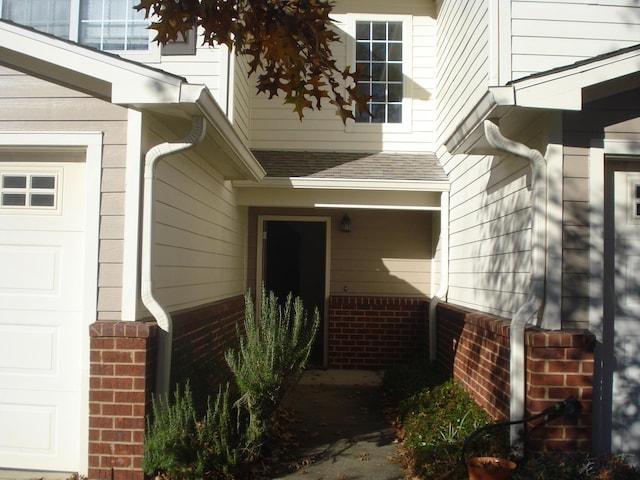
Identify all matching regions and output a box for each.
[511,0,640,80]
[0,65,128,321]
[248,0,437,152]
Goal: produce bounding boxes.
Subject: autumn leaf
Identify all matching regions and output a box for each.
[135,0,370,123]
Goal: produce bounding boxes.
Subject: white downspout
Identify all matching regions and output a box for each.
[429,191,450,362]
[483,119,547,455]
[141,115,206,396]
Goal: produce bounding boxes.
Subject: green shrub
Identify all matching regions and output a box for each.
[142,382,239,480]
[225,286,319,457]
[143,286,319,478]
[394,374,509,479]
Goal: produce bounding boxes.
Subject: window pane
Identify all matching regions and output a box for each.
[356,62,371,78]
[372,22,387,40]
[2,0,71,38]
[31,194,55,207]
[388,84,403,102]
[635,184,640,199]
[371,63,387,82]
[31,176,56,189]
[79,0,149,51]
[388,43,402,61]
[371,83,386,102]
[371,43,386,61]
[388,104,402,123]
[3,175,27,189]
[388,22,402,41]
[2,193,26,206]
[388,63,403,82]
[371,104,386,123]
[356,43,371,61]
[356,81,371,98]
[356,22,370,40]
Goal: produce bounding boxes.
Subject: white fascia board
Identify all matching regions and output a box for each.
[234,177,450,192]
[512,48,640,110]
[190,86,266,182]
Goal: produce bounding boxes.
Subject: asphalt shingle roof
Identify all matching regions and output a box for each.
[251,150,448,182]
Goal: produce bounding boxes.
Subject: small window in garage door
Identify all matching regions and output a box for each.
[1,172,58,209]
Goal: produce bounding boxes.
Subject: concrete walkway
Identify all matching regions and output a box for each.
[270,369,407,480]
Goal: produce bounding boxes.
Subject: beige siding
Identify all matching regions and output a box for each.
[157,41,227,103]
[247,207,434,297]
[248,0,437,152]
[232,54,252,146]
[441,115,549,318]
[435,0,489,151]
[511,0,640,80]
[562,88,640,329]
[148,118,248,310]
[0,65,128,321]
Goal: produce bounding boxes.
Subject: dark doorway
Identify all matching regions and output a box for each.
[263,220,326,367]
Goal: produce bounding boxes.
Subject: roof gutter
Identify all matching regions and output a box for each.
[483,119,547,455]
[141,115,206,396]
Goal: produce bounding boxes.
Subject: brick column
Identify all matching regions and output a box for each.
[526,329,595,453]
[88,321,158,480]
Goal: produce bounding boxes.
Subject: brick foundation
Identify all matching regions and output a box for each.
[171,295,244,389]
[435,302,595,454]
[88,296,245,480]
[88,321,158,480]
[328,295,428,369]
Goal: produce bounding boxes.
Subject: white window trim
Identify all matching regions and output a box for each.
[343,13,413,134]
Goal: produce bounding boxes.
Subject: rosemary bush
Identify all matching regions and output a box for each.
[142,382,239,480]
[143,286,319,477]
[225,286,319,456]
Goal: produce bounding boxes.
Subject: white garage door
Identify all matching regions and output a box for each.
[0,157,87,472]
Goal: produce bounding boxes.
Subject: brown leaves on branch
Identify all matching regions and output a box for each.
[135,0,371,123]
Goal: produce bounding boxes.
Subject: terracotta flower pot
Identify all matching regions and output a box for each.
[466,456,517,480]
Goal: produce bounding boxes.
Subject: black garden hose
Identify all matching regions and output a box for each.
[460,396,582,467]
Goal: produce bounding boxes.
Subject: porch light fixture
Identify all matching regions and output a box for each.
[340,213,352,232]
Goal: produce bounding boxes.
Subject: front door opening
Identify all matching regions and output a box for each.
[263,219,327,368]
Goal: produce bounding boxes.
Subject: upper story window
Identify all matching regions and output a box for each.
[1,0,150,52]
[354,20,403,124]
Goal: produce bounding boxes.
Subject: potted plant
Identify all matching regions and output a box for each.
[466,456,517,480]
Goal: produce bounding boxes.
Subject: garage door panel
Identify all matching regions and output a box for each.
[0,390,81,471]
[0,311,82,391]
[0,232,84,310]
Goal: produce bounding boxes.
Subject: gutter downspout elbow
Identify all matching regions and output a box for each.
[429,191,450,362]
[483,119,547,455]
[141,115,206,396]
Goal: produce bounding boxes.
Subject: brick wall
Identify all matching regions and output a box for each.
[171,295,244,390]
[435,301,595,454]
[89,321,158,480]
[328,295,427,369]
[525,329,594,453]
[88,296,245,480]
